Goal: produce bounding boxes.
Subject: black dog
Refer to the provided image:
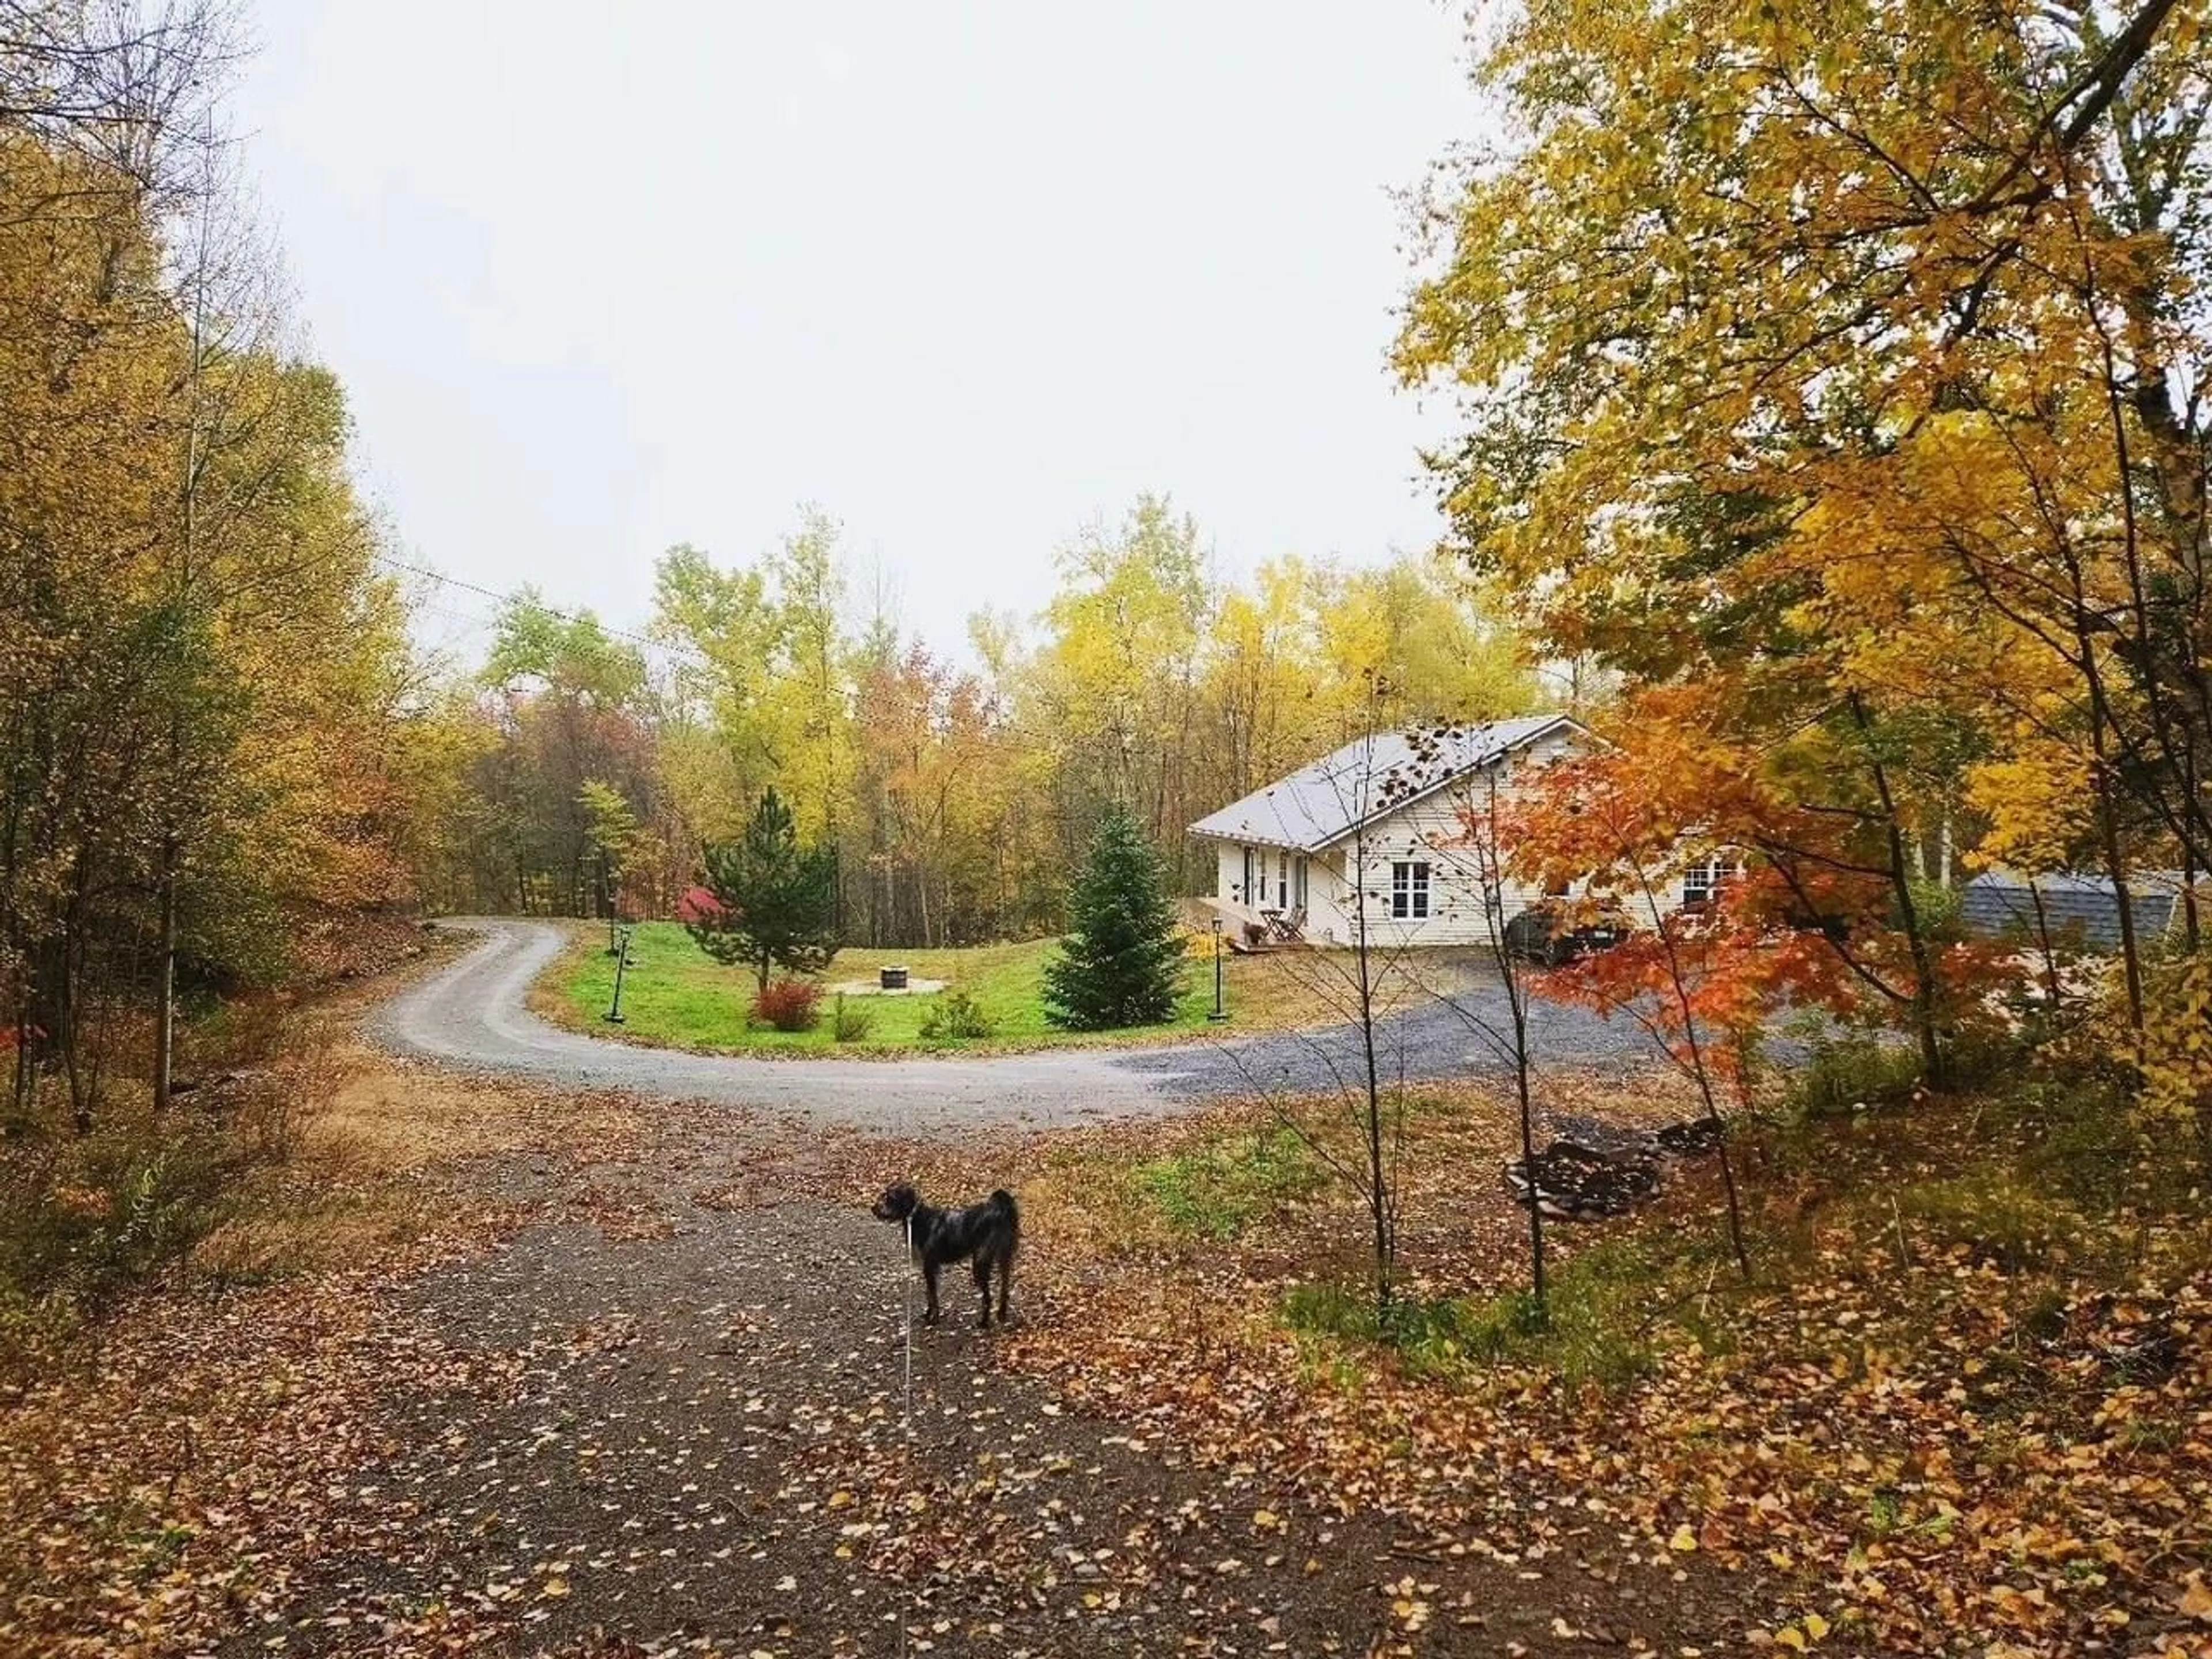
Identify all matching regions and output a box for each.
[872,1182,1019,1328]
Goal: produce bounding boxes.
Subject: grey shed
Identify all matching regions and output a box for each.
[1959,871,2186,952]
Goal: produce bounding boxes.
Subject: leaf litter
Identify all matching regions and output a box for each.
[2,1047,2205,1657]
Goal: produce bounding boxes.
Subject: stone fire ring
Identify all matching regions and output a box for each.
[825,976,948,997]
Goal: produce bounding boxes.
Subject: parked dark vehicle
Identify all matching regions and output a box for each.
[1503,900,1631,967]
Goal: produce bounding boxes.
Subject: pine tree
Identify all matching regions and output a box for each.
[688,788,840,993]
[1044,804,1185,1030]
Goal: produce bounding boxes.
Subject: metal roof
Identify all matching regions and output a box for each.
[1960,870,2188,952]
[1187,714,1577,853]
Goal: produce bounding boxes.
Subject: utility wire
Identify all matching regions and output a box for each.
[373,552,715,671]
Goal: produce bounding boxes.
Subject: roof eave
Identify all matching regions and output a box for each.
[1187,822,1322,854]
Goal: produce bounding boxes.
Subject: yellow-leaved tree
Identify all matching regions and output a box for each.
[1397,0,2210,1069]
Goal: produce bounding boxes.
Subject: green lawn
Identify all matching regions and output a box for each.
[547,922,1356,1054]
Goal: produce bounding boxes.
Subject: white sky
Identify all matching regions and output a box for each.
[228,2,1487,659]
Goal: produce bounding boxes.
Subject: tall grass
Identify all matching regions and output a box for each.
[1130,1127,1324,1238]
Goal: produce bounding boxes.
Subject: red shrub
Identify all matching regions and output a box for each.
[753,977,825,1032]
[676,885,726,925]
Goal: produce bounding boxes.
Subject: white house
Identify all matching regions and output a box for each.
[1188,713,1594,948]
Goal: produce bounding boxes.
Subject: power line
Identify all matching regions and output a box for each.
[374,553,713,670]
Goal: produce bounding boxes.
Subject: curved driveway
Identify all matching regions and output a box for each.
[372,918,1664,1131]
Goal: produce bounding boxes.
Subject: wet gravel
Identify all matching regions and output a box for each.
[1118,994,1671,1100]
[374,919,1672,1133]
[237,1137,1731,1658]
[251,1202,1419,1656]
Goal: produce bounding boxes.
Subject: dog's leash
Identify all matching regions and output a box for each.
[902,1211,915,1442]
[899,1210,914,1659]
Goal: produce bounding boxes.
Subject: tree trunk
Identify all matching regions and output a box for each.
[1349,829,1393,1323]
[2184,760,2202,953]
[2086,688,2147,1029]
[153,831,177,1115]
[2029,881,2063,1010]
[1849,694,1948,1088]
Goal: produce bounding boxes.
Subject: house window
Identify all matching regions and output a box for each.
[1391,860,1431,920]
[1241,846,1255,905]
[1294,856,1309,910]
[1277,850,1289,909]
[1682,854,1740,911]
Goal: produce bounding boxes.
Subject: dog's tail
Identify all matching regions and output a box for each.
[990,1188,1020,1241]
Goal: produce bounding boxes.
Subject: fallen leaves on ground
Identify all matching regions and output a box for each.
[811,1077,2212,1657]
[7,1047,2206,1657]
[0,1056,653,1658]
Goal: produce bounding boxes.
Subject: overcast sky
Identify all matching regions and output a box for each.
[228,2,1487,661]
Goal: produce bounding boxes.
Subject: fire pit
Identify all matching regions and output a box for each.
[829,969,946,997]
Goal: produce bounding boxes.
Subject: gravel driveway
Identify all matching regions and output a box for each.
[238,1103,1729,1657]
[373,918,1667,1130]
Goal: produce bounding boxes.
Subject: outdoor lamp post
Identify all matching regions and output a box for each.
[1208,916,1228,1022]
[605,926,632,1024]
[602,853,619,953]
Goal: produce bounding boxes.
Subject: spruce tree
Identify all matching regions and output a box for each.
[1044,804,1186,1030]
[688,788,840,993]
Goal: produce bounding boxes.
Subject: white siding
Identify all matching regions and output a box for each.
[1312,737,1571,948]
[1332,790,1544,947]
[1215,841,1251,911]
[1301,851,1357,944]
[1622,884,1669,933]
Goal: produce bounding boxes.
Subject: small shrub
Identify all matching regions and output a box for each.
[0,1122,241,1316]
[1132,1127,1323,1237]
[831,993,874,1043]
[1894,1173,2083,1274]
[753,978,825,1032]
[2008,1074,2143,1210]
[919,989,995,1041]
[1786,1032,1925,1118]
[1905,877,1965,942]
[675,885,725,925]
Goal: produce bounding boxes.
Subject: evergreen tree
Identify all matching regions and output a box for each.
[688,788,840,993]
[1044,804,1185,1029]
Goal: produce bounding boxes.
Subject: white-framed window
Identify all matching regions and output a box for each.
[1391,860,1431,920]
[1681,854,1741,911]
